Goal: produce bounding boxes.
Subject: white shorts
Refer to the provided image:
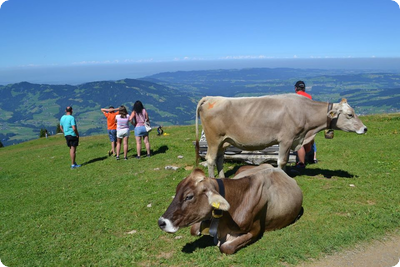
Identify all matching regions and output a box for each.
[117,128,130,138]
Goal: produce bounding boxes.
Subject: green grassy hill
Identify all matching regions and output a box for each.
[0,79,197,146]
[0,114,399,266]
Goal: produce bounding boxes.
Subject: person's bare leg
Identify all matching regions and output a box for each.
[297,147,306,165]
[111,141,116,155]
[144,136,150,155]
[116,138,122,158]
[135,136,142,157]
[123,137,129,158]
[298,141,313,166]
[70,146,76,165]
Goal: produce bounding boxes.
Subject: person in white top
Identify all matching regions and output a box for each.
[115,106,130,160]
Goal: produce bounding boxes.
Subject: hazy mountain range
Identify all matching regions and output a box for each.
[1,68,399,146]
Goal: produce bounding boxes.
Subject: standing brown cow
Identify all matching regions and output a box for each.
[196,94,367,177]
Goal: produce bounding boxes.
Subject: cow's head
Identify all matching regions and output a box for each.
[158,168,230,233]
[328,98,367,134]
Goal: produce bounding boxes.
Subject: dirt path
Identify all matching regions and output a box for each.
[298,233,400,267]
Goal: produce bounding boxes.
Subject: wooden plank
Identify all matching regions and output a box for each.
[194,141,296,165]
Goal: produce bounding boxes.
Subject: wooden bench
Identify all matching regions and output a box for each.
[196,140,296,166]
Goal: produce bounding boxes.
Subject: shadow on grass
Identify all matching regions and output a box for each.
[224,164,356,180]
[152,145,169,156]
[181,235,215,253]
[82,147,137,164]
[288,167,357,179]
[82,156,108,166]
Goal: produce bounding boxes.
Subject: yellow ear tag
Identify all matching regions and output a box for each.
[212,202,220,209]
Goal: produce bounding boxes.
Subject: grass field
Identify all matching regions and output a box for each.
[1,114,399,266]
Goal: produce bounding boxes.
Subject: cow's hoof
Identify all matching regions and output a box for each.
[220,244,236,255]
[190,224,201,236]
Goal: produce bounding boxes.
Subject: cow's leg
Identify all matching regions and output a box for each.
[190,222,202,236]
[207,161,216,178]
[205,146,219,178]
[216,150,225,178]
[277,142,291,171]
[219,222,261,254]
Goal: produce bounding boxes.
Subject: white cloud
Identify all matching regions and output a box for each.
[172,57,205,61]
[73,61,102,65]
[69,54,372,67]
[17,63,41,68]
[135,58,154,63]
[73,58,154,65]
[219,55,270,60]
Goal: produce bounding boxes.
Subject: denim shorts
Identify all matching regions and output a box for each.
[134,126,148,137]
[108,129,117,142]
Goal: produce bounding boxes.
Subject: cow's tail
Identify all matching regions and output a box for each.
[195,100,201,167]
[195,97,206,167]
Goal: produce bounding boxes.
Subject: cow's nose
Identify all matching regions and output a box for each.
[364,127,368,133]
[158,218,166,229]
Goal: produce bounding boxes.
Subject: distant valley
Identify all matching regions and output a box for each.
[1,68,399,146]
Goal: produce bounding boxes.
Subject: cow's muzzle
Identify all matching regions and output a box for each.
[158,217,179,233]
[357,126,368,134]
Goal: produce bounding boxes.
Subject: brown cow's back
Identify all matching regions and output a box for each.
[228,164,303,230]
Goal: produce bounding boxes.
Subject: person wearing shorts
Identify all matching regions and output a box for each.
[130,100,151,159]
[60,106,81,169]
[101,106,119,156]
[115,106,130,160]
[294,81,314,169]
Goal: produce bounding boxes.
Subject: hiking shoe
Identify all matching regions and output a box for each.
[147,154,151,157]
[124,157,128,160]
[313,159,318,164]
[116,156,120,160]
[71,164,81,169]
[136,156,140,159]
[295,162,305,169]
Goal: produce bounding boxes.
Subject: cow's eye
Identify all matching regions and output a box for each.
[348,113,354,118]
[184,194,194,201]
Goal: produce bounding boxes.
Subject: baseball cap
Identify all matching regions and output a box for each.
[295,81,305,88]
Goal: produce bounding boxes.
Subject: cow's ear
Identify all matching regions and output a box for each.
[340,98,347,104]
[207,191,230,211]
[327,110,338,119]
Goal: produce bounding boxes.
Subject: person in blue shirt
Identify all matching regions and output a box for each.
[60,106,81,169]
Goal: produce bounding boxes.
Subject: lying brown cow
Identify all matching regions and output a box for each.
[195,94,368,177]
[158,164,303,254]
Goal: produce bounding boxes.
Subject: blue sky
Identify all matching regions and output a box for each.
[0,0,400,84]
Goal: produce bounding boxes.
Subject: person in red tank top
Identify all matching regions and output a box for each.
[294,81,314,168]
